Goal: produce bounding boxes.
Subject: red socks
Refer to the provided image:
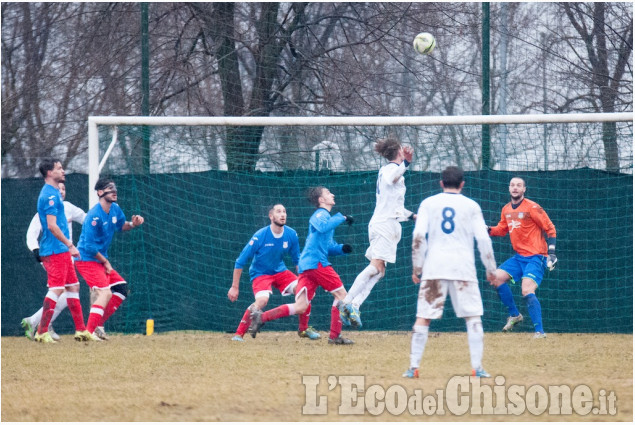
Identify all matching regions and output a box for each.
[86,304,105,333]
[329,305,343,340]
[100,293,125,325]
[65,292,86,331]
[298,303,312,333]
[235,309,252,337]
[37,295,58,334]
[262,304,291,323]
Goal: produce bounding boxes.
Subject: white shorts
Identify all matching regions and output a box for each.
[365,220,402,264]
[416,279,483,319]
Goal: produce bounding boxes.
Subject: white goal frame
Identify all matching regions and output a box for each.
[87,112,633,207]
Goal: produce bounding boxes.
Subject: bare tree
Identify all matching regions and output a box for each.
[2,2,631,177]
[561,2,632,171]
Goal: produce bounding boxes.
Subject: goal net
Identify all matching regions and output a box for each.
[88,113,633,335]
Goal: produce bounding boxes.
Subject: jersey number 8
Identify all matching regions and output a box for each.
[441,207,455,234]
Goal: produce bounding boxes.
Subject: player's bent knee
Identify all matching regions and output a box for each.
[521,280,538,297]
[295,303,308,314]
[254,297,269,309]
[493,269,511,286]
[414,317,431,327]
[371,259,386,275]
[96,288,113,304]
[332,287,347,300]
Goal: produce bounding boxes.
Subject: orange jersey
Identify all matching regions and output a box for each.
[489,198,556,257]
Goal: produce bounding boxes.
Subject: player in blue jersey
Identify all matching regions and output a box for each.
[33,158,95,343]
[228,204,320,342]
[249,187,355,345]
[75,178,144,339]
[21,182,86,341]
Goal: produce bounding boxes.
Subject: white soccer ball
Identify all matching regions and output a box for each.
[413,32,436,55]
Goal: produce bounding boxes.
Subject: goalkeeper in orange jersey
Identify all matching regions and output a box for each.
[488,177,557,339]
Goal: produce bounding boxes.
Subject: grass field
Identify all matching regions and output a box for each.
[1,331,632,421]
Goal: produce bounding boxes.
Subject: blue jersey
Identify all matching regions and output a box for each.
[37,184,70,257]
[298,208,346,273]
[234,225,300,281]
[78,202,126,262]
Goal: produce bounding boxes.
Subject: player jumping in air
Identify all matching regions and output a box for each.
[339,138,416,328]
[488,177,557,339]
[404,166,496,379]
[21,182,86,341]
[249,187,355,345]
[75,178,144,339]
[33,159,95,343]
[228,204,320,342]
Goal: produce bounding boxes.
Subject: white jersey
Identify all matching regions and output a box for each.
[369,162,413,225]
[412,192,496,282]
[26,201,86,251]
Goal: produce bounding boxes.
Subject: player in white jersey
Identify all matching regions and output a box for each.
[403,166,497,379]
[339,138,415,328]
[21,182,86,341]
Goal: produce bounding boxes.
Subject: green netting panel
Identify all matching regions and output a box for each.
[1,122,632,336]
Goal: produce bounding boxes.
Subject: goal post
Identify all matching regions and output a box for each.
[86,112,633,335]
[87,112,632,207]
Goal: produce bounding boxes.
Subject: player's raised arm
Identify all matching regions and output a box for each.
[309,209,346,233]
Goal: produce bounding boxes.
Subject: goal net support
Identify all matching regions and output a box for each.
[87,113,633,334]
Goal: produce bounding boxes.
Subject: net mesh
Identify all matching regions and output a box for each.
[91,121,633,334]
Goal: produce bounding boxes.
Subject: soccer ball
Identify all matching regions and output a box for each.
[413,32,436,55]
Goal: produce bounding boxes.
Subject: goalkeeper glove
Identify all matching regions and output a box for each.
[343,215,354,225]
[547,248,557,271]
[32,248,42,263]
[342,244,353,254]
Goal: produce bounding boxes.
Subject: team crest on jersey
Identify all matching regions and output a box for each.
[112,217,117,224]
[249,240,254,246]
[91,220,97,226]
[283,241,288,249]
[518,213,524,219]
[49,200,54,206]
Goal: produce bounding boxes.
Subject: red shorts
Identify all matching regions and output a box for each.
[75,261,126,289]
[296,264,344,302]
[42,252,79,288]
[252,270,298,299]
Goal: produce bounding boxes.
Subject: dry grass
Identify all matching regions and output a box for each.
[1,331,632,421]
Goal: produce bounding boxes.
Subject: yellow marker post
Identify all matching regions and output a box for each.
[146,318,154,335]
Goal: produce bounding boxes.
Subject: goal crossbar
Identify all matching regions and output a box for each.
[89,112,633,127]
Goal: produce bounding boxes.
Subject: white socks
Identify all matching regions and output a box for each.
[29,291,68,327]
[344,264,384,307]
[409,318,484,372]
[466,317,484,370]
[409,324,429,369]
